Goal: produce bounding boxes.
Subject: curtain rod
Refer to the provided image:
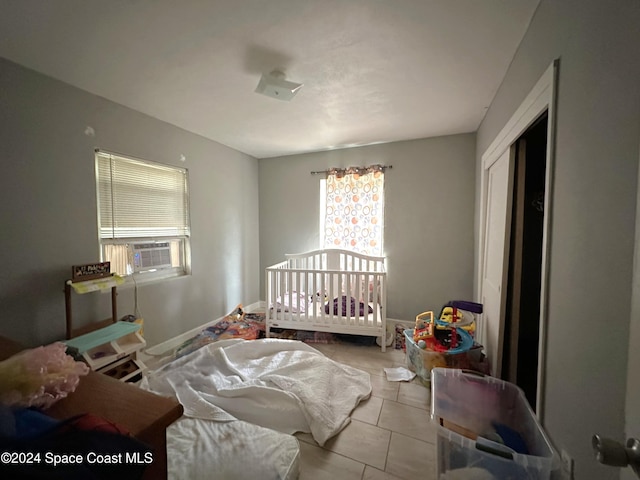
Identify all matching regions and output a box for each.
[310,165,393,175]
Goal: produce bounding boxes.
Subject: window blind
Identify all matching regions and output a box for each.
[96,151,190,239]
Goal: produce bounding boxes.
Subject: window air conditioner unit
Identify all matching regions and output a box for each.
[131,242,172,273]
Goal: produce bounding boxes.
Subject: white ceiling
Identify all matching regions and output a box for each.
[0,0,539,159]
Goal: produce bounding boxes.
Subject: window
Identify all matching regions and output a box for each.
[320,166,385,256]
[95,150,191,280]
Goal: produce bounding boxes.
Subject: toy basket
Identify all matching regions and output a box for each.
[404,330,489,385]
[431,368,560,479]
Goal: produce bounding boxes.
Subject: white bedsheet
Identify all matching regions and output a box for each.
[141,338,371,446]
[273,291,309,313]
[167,417,300,480]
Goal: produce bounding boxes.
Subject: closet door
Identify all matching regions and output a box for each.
[481,147,514,377]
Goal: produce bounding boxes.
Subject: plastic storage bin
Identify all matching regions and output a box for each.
[403,330,488,386]
[431,368,559,479]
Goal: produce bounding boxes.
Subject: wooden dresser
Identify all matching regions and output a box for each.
[0,337,183,479]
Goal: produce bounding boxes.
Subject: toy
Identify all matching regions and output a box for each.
[413,311,436,350]
[423,351,447,372]
[433,319,473,354]
[438,306,475,335]
[413,310,473,354]
[437,300,483,337]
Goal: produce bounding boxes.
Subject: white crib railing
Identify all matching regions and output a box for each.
[265,249,387,351]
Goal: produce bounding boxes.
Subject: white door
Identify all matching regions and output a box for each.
[481,148,514,378]
[622,139,640,480]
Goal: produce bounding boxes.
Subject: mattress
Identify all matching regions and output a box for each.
[167,417,300,480]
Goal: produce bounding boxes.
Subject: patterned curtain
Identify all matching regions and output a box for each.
[323,165,384,256]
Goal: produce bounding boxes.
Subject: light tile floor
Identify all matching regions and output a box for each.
[296,342,438,480]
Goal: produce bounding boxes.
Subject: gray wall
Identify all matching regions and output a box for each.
[0,58,261,348]
[259,134,476,322]
[476,1,640,478]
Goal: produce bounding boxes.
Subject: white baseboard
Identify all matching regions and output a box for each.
[143,303,408,359]
[142,301,264,357]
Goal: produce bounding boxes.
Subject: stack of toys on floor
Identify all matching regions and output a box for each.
[404,300,490,385]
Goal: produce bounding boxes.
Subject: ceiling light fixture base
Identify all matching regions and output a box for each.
[255,70,303,101]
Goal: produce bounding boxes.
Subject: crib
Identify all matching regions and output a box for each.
[266,249,387,351]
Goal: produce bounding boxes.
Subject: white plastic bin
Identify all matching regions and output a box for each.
[403,330,488,386]
[431,368,560,479]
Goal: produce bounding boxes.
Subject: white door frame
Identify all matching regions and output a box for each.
[477,59,559,421]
